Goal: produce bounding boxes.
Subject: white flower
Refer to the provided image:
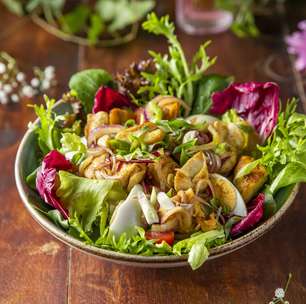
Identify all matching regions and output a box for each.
[44,66,55,80]
[0,90,6,99]
[0,62,6,74]
[11,94,19,103]
[22,85,34,98]
[31,78,40,88]
[284,301,289,304]
[3,84,12,93]
[275,288,285,299]
[268,302,274,304]
[0,91,8,104]
[16,72,25,82]
[41,79,50,90]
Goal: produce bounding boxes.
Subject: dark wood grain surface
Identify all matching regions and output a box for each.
[0,1,305,303]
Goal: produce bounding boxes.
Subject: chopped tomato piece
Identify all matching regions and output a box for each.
[145,231,174,246]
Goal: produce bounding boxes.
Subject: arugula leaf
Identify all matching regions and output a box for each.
[191,74,233,115]
[60,4,90,34]
[95,226,172,255]
[68,214,94,244]
[142,13,216,110]
[69,69,113,114]
[60,133,86,165]
[257,99,305,179]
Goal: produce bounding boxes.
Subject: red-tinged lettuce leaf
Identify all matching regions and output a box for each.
[211,82,280,141]
[230,193,265,237]
[93,86,136,113]
[36,150,73,219]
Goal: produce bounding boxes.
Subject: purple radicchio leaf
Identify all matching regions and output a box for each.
[93,86,136,113]
[210,82,280,141]
[36,150,72,219]
[230,193,265,237]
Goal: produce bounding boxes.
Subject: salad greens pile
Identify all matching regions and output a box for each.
[25,13,306,270]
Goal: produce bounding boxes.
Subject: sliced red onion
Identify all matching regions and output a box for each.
[88,125,123,146]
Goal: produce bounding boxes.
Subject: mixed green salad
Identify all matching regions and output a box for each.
[26,14,306,270]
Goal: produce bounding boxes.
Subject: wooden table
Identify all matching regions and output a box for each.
[0,2,305,303]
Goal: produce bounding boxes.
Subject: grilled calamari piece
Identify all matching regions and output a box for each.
[85,111,109,138]
[118,163,147,191]
[152,205,193,234]
[174,152,209,194]
[115,122,165,145]
[147,155,178,191]
[150,95,181,120]
[109,108,135,125]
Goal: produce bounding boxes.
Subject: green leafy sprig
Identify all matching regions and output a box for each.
[140,13,216,113]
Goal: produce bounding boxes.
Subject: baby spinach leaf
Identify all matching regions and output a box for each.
[69,69,113,114]
[191,74,233,115]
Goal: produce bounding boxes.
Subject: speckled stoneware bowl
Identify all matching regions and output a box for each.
[15,101,299,268]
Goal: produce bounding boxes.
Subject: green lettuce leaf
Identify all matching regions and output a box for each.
[188,242,209,270]
[270,161,306,194]
[69,69,113,114]
[60,133,86,165]
[173,229,225,269]
[95,227,172,256]
[31,95,62,155]
[56,171,126,232]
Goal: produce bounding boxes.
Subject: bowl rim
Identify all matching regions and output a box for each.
[14,101,299,267]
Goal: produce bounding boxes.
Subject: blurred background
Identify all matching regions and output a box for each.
[0,1,306,303]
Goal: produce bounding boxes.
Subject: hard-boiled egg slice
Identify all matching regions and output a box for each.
[210,174,247,217]
[186,114,218,125]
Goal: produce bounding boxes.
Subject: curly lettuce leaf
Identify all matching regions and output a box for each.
[141,13,216,109]
[56,171,126,232]
[31,95,62,155]
[60,133,86,165]
[95,227,172,255]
